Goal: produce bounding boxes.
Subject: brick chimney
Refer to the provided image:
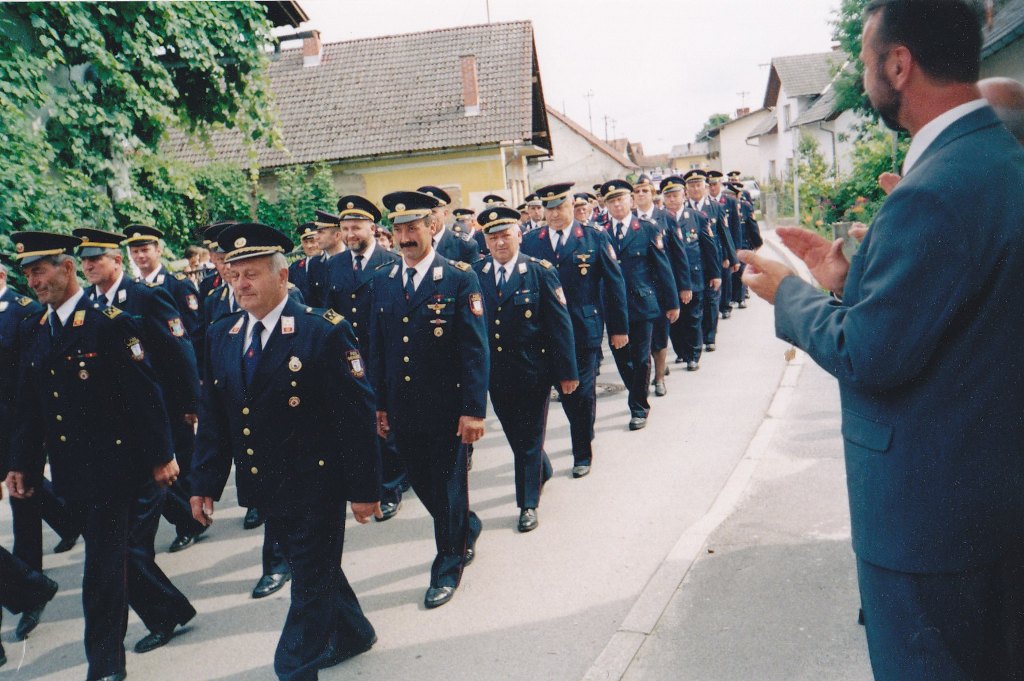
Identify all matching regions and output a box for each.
[303,30,322,67]
[460,55,480,117]
[736,107,750,117]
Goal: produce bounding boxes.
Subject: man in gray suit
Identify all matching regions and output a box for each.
[740,2,1024,678]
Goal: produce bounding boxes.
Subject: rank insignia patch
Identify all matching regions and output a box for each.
[469,292,484,317]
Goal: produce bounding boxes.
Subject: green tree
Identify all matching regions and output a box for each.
[831,0,873,118]
[696,112,731,141]
[258,162,335,233]
[0,1,278,254]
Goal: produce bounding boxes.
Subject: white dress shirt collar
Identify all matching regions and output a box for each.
[0,285,8,301]
[355,238,376,265]
[97,271,125,305]
[902,99,988,176]
[401,249,436,292]
[244,294,289,351]
[494,258,516,286]
[51,289,85,325]
[143,267,161,283]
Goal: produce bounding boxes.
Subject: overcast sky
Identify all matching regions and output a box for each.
[295,0,844,155]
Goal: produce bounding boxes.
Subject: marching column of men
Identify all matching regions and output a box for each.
[0,172,759,679]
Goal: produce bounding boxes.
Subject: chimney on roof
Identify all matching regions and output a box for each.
[460,55,481,117]
[736,107,750,117]
[303,30,322,67]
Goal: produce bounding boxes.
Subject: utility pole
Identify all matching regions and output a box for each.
[603,115,609,142]
[485,0,491,23]
[584,90,594,134]
[611,118,617,140]
[736,90,749,108]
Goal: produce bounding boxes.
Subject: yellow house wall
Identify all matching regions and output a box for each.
[329,149,508,210]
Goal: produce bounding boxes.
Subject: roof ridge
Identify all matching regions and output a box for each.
[274,20,533,53]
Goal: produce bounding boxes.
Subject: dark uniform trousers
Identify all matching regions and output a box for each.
[473,254,574,508]
[394,429,481,588]
[702,284,722,344]
[520,222,629,467]
[80,498,133,680]
[270,503,374,681]
[161,419,202,538]
[670,293,704,362]
[0,544,55,639]
[611,320,654,418]
[609,217,677,418]
[9,479,79,570]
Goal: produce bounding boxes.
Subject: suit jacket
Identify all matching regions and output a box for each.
[324,245,401,350]
[714,193,743,254]
[639,207,692,298]
[10,298,173,501]
[288,257,311,302]
[148,265,201,345]
[520,221,628,349]
[305,251,330,307]
[86,277,199,414]
[0,288,43,476]
[666,208,721,292]
[369,254,489,434]
[472,253,578,387]
[434,227,481,264]
[775,106,1024,573]
[192,299,380,514]
[608,215,679,323]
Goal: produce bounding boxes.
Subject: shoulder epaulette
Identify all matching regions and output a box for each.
[102,305,123,319]
[287,282,297,289]
[323,309,344,325]
[539,259,553,269]
[375,261,392,271]
[207,287,217,297]
[145,281,159,288]
[174,272,187,281]
[452,261,471,272]
[17,296,32,307]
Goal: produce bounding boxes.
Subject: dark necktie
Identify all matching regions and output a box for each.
[405,268,416,301]
[497,266,507,297]
[554,230,563,255]
[49,312,62,348]
[615,222,625,241]
[244,320,264,387]
[354,254,363,272]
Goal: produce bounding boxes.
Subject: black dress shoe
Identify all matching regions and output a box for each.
[654,381,667,397]
[169,524,208,553]
[572,464,590,478]
[517,508,538,533]
[424,585,456,609]
[705,343,716,352]
[252,572,290,599]
[16,576,58,640]
[134,628,175,654]
[242,506,264,530]
[90,672,127,681]
[376,500,402,522]
[687,361,700,372]
[721,310,731,319]
[319,634,376,669]
[464,522,480,566]
[738,301,747,309]
[628,416,647,431]
[53,535,78,553]
[674,356,685,364]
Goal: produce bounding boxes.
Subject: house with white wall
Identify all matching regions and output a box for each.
[747,51,863,182]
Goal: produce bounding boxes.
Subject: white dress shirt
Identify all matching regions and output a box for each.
[243,294,289,354]
[51,289,85,326]
[96,272,126,306]
[401,249,436,292]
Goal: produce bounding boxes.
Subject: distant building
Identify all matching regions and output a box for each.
[702,108,772,180]
[747,51,863,181]
[528,107,637,189]
[668,142,713,173]
[168,21,552,210]
[982,0,1024,81]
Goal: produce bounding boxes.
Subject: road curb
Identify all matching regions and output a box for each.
[581,349,807,681]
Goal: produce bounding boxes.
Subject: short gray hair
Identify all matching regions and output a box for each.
[269,252,288,273]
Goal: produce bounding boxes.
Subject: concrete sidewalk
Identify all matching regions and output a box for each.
[614,355,872,681]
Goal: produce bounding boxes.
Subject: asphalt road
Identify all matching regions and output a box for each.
[1,265,809,681]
